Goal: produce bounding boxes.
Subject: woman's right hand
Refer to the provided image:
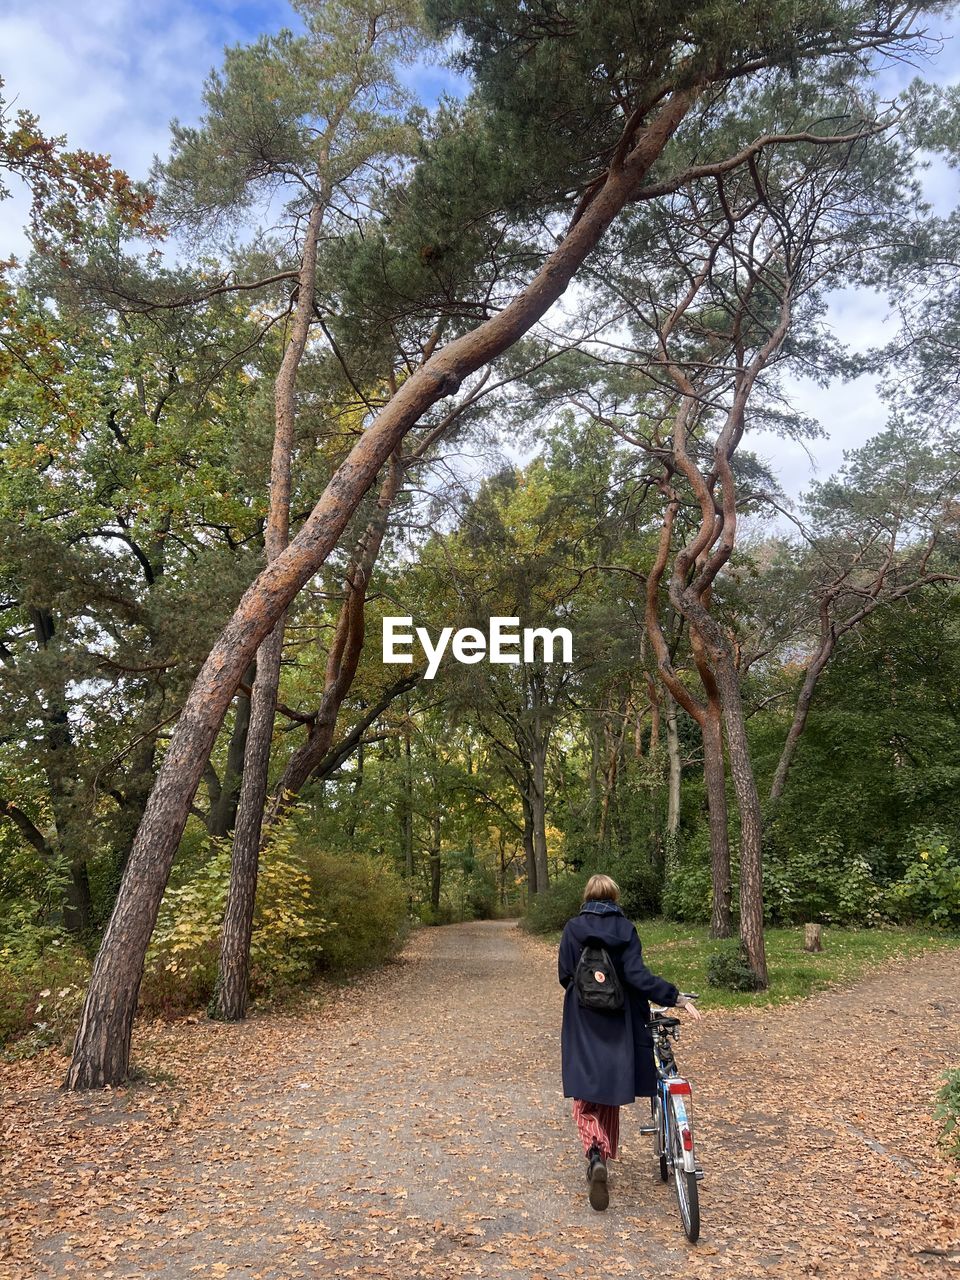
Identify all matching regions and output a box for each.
[676,995,702,1021]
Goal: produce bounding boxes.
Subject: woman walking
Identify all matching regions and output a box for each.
[558,874,700,1211]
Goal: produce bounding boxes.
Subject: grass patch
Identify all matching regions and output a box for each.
[543,921,960,1010]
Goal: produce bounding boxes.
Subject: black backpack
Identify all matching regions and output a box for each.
[574,942,625,1013]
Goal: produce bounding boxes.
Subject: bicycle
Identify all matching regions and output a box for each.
[643,993,704,1243]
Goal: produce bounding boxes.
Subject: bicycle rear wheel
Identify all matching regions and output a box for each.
[652,1093,668,1181]
[669,1096,700,1243]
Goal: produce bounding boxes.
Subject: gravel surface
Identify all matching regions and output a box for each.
[2,919,959,1278]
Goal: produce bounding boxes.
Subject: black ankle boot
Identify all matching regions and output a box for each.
[586,1146,609,1211]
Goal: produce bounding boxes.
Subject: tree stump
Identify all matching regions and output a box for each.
[804,923,823,953]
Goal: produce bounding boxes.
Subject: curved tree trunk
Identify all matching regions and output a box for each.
[768,636,834,803]
[209,619,287,1020]
[521,789,537,896]
[210,204,323,1022]
[263,455,403,827]
[65,93,695,1088]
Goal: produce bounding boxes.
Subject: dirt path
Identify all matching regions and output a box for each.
[2,920,959,1279]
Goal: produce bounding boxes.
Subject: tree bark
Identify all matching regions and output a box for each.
[29,607,93,934]
[689,621,732,939]
[205,668,255,838]
[263,455,403,824]
[428,812,442,912]
[521,789,537,896]
[66,92,696,1088]
[663,689,682,841]
[402,703,414,881]
[701,704,732,938]
[804,922,823,952]
[769,634,834,803]
[530,740,550,894]
[711,650,766,982]
[211,203,323,1022]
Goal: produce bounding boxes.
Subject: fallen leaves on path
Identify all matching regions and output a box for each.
[1,923,958,1279]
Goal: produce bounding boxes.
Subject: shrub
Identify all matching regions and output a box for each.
[886,831,960,927]
[422,859,499,924]
[419,900,456,927]
[615,854,663,921]
[0,908,88,1050]
[302,848,408,973]
[463,867,499,920]
[706,942,765,992]
[763,832,882,926]
[935,1068,960,1161]
[143,828,328,1014]
[661,840,713,925]
[522,874,586,934]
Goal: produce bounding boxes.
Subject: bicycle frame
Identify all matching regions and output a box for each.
[651,1021,701,1179]
[647,1004,703,1244]
[659,1076,698,1176]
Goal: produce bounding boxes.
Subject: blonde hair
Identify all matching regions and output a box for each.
[583,874,620,903]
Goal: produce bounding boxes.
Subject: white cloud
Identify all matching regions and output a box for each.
[0,0,297,258]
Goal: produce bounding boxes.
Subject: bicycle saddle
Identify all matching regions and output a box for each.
[647,1014,680,1029]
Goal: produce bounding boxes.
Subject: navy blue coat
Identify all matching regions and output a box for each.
[558,902,679,1106]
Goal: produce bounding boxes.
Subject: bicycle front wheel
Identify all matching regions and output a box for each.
[669,1096,700,1243]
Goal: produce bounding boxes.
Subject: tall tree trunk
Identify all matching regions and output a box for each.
[65,862,94,936]
[689,621,732,939]
[530,741,550,893]
[264,455,403,825]
[768,634,834,803]
[589,726,601,838]
[701,706,731,938]
[402,704,414,880]
[663,689,681,841]
[710,651,766,982]
[30,607,93,933]
[210,204,323,1022]
[597,700,627,848]
[205,666,255,838]
[428,811,442,912]
[521,789,537,897]
[346,739,364,842]
[66,94,696,1088]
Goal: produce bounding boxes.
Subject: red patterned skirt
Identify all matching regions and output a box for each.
[572,1099,620,1161]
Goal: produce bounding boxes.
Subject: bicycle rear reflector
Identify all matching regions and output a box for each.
[667,1080,692,1097]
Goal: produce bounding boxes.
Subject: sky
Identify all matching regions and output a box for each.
[3,0,960,506]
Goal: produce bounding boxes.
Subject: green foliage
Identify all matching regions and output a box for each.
[934,1068,960,1161]
[419,901,457,926]
[521,874,587,935]
[763,832,883,926]
[298,847,409,974]
[707,941,766,992]
[0,909,87,1050]
[143,830,328,1014]
[522,857,661,935]
[886,831,960,927]
[614,852,663,922]
[662,837,714,926]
